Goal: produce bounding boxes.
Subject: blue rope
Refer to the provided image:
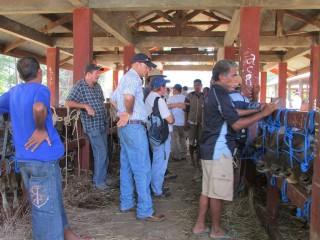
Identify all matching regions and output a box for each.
[296,208,304,218]
[281,179,289,203]
[296,198,312,222]
[269,176,276,186]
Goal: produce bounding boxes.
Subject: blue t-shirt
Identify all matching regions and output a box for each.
[0,82,64,162]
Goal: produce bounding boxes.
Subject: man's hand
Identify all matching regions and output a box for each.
[258,103,267,111]
[261,102,279,117]
[116,111,131,127]
[25,129,51,152]
[85,104,95,117]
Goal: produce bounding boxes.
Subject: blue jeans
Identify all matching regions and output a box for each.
[117,124,154,218]
[18,160,68,240]
[150,136,170,195]
[87,129,109,186]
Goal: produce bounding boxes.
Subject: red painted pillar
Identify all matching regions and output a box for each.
[239,7,260,100]
[113,70,119,91]
[278,62,287,99]
[310,45,320,240]
[260,71,267,103]
[224,46,236,61]
[73,8,93,83]
[123,46,135,74]
[309,46,320,110]
[46,48,60,107]
[72,8,93,171]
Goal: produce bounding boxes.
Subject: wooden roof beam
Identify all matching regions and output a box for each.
[284,10,320,28]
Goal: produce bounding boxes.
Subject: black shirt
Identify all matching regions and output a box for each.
[200,85,240,160]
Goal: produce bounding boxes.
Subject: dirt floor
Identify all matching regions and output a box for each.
[0,155,310,240]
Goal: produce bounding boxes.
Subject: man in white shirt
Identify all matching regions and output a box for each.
[167,84,187,161]
[145,76,175,198]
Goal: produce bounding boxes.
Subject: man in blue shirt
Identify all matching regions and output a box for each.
[192,59,278,239]
[0,57,89,240]
[111,53,166,222]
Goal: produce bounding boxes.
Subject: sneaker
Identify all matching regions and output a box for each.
[94,184,111,192]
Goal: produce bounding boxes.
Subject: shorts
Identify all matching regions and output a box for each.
[188,123,202,146]
[201,154,234,201]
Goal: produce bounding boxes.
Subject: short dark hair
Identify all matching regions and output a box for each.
[17,56,40,82]
[212,60,238,82]
[182,86,188,91]
[193,79,202,84]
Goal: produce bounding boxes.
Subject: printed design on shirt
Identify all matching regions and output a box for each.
[30,185,49,208]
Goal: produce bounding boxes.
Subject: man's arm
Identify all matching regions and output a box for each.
[236,108,260,116]
[65,100,95,117]
[231,103,278,131]
[25,102,51,152]
[116,94,134,127]
[165,114,175,125]
[167,102,187,109]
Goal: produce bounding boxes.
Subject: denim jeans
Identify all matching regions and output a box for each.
[117,124,154,218]
[18,160,68,240]
[150,136,170,195]
[87,129,109,187]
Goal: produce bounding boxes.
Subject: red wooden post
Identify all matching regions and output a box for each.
[278,62,287,99]
[123,45,134,74]
[73,8,93,83]
[113,70,119,91]
[260,71,267,103]
[72,8,93,171]
[309,46,320,110]
[310,45,320,240]
[224,46,236,61]
[46,47,60,107]
[239,7,260,100]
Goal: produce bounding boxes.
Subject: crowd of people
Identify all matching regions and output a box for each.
[0,54,279,239]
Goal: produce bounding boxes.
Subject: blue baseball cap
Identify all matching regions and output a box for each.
[151,76,171,88]
[131,53,157,68]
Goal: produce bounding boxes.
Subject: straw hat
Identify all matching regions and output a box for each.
[145,68,166,81]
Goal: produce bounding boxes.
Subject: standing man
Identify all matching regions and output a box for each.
[167,84,187,161]
[65,64,110,192]
[110,53,166,222]
[182,86,189,96]
[143,68,166,102]
[145,76,174,197]
[184,79,204,168]
[0,56,90,240]
[192,59,278,238]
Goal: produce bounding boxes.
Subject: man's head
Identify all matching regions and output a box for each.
[182,86,188,92]
[173,84,182,95]
[203,87,210,96]
[212,60,239,92]
[84,64,103,84]
[131,53,157,78]
[150,76,170,95]
[17,56,41,83]
[145,68,166,85]
[193,79,202,93]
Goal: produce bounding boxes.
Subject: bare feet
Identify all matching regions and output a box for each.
[192,224,209,234]
[64,227,93,240]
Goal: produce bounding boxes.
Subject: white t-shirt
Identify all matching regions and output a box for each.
[167,94,186,126]
[145,91,171,120]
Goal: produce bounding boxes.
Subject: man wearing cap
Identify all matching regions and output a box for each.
[110,53,166,221]
[143,68,166,102]
[184,79,204,169]
[145,76,174,198]
[65,64,110,192]
[167,84,187,161]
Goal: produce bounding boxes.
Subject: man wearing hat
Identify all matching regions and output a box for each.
[145,76,174,198]
[65,64,110,192]
[111,53,166,222]
[143,68,166,102]
[167,84,188,161]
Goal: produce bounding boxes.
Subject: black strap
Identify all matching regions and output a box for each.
[152,97,161,117]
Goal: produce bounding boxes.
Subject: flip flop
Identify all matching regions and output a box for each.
[192,227,210,236]
[210,229,238,239]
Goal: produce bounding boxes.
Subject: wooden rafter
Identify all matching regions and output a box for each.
[276,10,284,36]
[284,10,320,28]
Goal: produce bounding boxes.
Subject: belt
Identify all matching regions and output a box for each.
[188,121,200,125]
[128,120,146,127]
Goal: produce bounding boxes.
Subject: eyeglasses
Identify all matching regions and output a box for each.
[140,62,151,70]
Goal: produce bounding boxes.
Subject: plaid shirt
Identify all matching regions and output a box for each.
[66,79,107,133]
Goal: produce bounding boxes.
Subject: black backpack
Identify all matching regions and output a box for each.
[147,97,169,146]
